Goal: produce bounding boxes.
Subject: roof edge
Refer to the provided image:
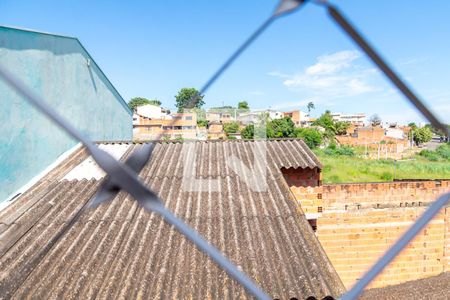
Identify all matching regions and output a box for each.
[0,25,133,116]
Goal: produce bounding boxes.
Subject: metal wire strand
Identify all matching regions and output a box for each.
[2,0,448,299]
[317,2,449,137]
[307,2,450,299]
[0,64,270,300]
[0,1,310,298]
[341,192,450,300]
[148,0,307,144]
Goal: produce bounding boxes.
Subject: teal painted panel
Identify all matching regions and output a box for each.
[0,26,132,202]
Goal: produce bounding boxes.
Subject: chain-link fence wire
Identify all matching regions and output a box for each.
[1,0,449,299]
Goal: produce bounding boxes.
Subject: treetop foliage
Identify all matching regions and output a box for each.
[307,101,315,114]
[410,126,433,145]
[175,88,205,113]
[312,111,350,137]
[238,101,249,110]
[240,116,323,148]
[223,122,240,134]
[128,97,161,110]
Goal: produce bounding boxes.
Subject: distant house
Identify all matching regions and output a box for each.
[0,26,132,202]
[133,112,198,140]
[385,127,406,139]
[337,125,410,156]
[283,110,312,127]
[331,112,366,126]
[205,110,235,123]
[135,104,170,119]
[237,109,283,125]
[207,121,226,139]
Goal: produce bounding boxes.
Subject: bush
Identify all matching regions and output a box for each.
[419,150,439,161]
[324,148,336,156]
[335,146,355,156]
[241,124,254,139]
[227,135,237,140]
[436,144,450,160]
[197,119,208,127]
[418,144,450,161]
[266,117,295,138]
[323,145,355,156]
[328,141,337,150]
[294,128,323,149]
[223,121,239,134]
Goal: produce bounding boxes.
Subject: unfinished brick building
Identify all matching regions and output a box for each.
[291,180,450,289]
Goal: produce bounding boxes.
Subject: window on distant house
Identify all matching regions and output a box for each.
[185,116,193,120]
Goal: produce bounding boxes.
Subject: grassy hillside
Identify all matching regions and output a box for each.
[314,144,450,184]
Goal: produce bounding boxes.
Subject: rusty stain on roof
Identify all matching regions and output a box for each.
[0,139,343,299]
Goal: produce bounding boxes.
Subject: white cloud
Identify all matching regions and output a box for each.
[305,50,360,75]
[269,50,378,98]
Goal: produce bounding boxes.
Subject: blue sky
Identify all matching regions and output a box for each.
[1,0,449,124]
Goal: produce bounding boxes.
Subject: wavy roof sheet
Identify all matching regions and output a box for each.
[0,140,343,299]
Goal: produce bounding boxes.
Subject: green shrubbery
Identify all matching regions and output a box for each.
[436,143,450,159]
[223,122,239,134]
[323,146,355,156]
[316,153,450,183]
[240,117,324,149]
[293,128,323,149]
[197,119,208,127]
[418,150,440,161]
[418,144,450,161]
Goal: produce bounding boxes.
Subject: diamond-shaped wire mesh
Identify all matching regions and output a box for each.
[0,1,448,299]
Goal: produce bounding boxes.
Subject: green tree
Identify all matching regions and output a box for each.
[128,97,151,110]
[241,124,254,139]
[307,101,315,115]
[267,117,295,138]
[175,88,205,113]
[238,101,249,110]
[412,127,433,145]
[223,121,239,134]
[197,119,208,127]
[294,128,323,149]
[148,99,162,106]
[312,111,350,136]
[335,121,351,135]
[312,111,335,133]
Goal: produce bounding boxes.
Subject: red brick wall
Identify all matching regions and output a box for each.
[290,180,450,288]
[281,167,321,188]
